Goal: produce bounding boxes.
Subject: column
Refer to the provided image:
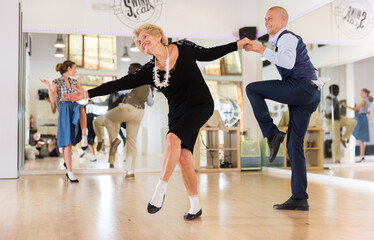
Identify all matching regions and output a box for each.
[0,1,19,178]
[344,63,356,162]
[241,51,263,140]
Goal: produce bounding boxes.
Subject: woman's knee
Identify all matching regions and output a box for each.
[178,150,193,167]
[166,133,181,147]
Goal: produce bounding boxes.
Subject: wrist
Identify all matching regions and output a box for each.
[260,46,266,55]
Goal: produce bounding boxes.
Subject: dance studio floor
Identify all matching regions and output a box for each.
[2,168,374,239]
[1,152,373,239]
[22,148,374,183]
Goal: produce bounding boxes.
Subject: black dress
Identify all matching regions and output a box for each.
[88,40,237,152]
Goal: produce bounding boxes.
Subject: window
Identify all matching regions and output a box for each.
[75,74,116,87]
[68,35,83,66]
[201,51,242,76]
[222,51,242,75]
[68,35,117,70]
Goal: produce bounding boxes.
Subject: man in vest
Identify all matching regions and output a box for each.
[92,89,128,155]
[324,84,356,163]
[245,6,323,210]
[105,63,154,178]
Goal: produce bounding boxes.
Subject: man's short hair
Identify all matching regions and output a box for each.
[130,63,141,69]
[329,84,339,93]
[268,6,289,24]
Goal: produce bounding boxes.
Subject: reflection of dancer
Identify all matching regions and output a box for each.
[40,60,88,182]
[29,130,46,159]
[106,63,154,173]
[84,112,98,162]
[245,6,323,210]
[92,91,129,154]
[324,84,356,163]
[342,88,373,162]
[62,23,250,220]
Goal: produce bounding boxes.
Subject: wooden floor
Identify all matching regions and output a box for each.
[22,148,374,182]
[2,167,374,239]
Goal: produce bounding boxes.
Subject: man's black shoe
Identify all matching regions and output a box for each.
[273,197,309,211]
[268,131,286,163]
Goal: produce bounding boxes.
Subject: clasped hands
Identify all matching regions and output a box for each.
[237,37,266,54]
[61,85,85,102]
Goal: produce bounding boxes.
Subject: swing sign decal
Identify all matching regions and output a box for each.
[113,0,164,28]
[334,0,373,39]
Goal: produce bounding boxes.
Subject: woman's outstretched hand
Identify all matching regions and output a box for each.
[61,85,84,102]
[243,40,266,54]
[39,78,50,87]
[237,37,252,50]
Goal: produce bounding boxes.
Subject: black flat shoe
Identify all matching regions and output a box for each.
[147,195,165,214]
[63,162,66,169]
[273,197,309,211]
[184,209,202,221]
[268,131,286,163]
[66,173,79,183]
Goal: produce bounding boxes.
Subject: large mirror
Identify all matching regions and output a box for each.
[22,33,242,173]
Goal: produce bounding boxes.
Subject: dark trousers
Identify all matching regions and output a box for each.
[119,122,126,146]
[87,113,99,146]
[246,79,320,199]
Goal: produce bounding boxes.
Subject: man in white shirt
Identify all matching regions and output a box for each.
[244,6,323,210]
[324,84,356,163]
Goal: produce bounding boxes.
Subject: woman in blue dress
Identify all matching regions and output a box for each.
[40,60,88,182]
[342,88,373,162]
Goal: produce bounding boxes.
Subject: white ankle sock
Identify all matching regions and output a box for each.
[150,179,167,207]
[127,171,134,175]
[67,171,77,180]
[81,136,88,147]
[188,195,201,214]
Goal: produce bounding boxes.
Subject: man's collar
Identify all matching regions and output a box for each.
[271,28,287,46]
[329,93,337,99]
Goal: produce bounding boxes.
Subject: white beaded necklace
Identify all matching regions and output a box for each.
[153,46,170,88]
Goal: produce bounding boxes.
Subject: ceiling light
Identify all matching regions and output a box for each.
[121,47,131,62]
[130,42,140,52]
[54,48,64,58]
[54,34,65,48]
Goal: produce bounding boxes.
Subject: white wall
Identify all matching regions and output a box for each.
[22,0,258,38]
[0,1,19,178]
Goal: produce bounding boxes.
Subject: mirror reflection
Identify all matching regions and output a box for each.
[22,30,374,182]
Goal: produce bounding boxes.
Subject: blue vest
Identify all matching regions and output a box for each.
[275,30,317,81]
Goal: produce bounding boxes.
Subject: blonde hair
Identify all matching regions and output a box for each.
[133,23,168,47]
[268,6,289,24]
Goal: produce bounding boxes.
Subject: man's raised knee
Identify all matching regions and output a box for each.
[246,83,255,96]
